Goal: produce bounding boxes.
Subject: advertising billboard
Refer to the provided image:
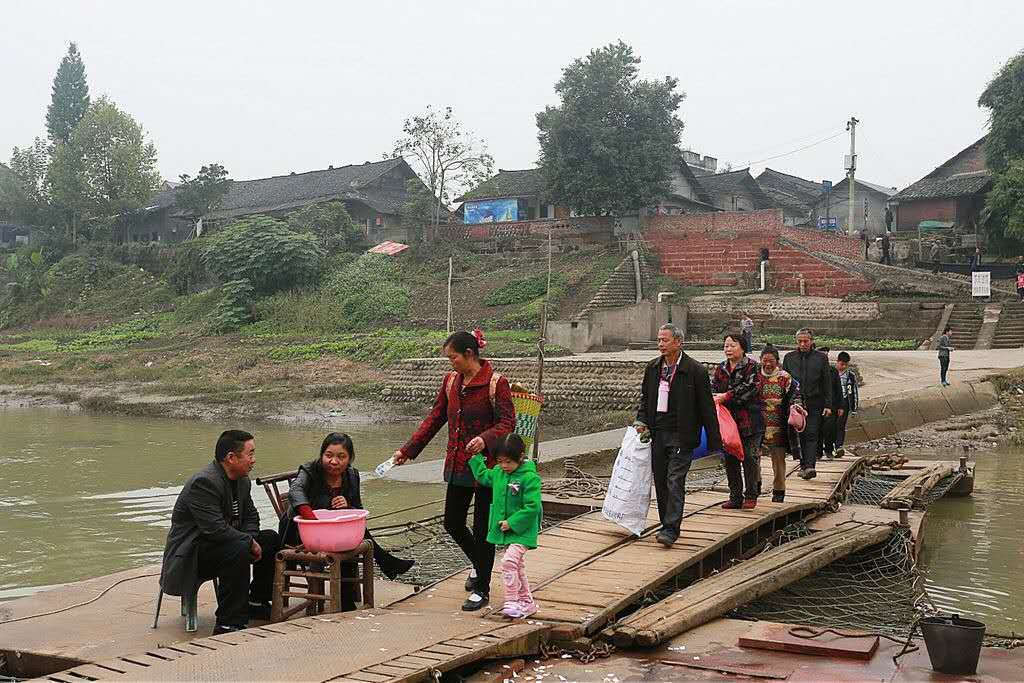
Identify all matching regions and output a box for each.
[464,198,518,224]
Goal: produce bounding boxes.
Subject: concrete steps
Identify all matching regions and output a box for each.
[948,303,983,349]
[992,302,1024,349]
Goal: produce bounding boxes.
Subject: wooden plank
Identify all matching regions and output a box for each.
[365,663,423,676]
[738,621,879,660]
[392,655,446,668]
[345,671,393,683]
[608,522,892,647]
[145,648,193,661]
[660,656,795,680]
[880,463,956,509]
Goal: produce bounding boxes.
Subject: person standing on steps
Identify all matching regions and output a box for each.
[782,329,833,480]
[711,332,764,509]
[937,325,954,386]
[392,329,515,611]
[880,231,893,265]
[740,312,754,353]
[635,324,722,549]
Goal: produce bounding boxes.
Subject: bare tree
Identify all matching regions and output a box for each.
[392,106,493,231]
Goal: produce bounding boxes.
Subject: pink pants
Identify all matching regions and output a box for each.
[501,543,534,607]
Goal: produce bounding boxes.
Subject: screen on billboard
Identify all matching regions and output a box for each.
[464,198,518,224]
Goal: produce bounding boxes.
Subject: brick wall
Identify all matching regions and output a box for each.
[647,209,873,297]
[895,199,957,231]
[433,217,614,253]
[780,226,864,259]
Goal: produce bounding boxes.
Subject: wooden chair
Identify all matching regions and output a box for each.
[256,469,375,621]
[254,469,296,521]
[270,541,374,622]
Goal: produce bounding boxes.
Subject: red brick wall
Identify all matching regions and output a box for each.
[646,209,872,297]
[780,227,863,259]
[647,209,783,238]
[896,199,957,230]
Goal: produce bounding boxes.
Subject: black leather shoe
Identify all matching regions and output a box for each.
[212,623,246,635]
[247,601,272,620]
[656,531,676,548]
[464,575,477,592]
[381,558,416,581]
[462,592,489,611]
[772,490,785,503]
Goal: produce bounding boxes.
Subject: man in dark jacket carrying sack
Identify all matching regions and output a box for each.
[160,430,280,634]
[782,329,834,480]
[635,324,722,548]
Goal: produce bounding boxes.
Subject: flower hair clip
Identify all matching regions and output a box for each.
[473,328,488,349]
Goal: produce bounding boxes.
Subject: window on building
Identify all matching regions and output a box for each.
[540,204,549,219]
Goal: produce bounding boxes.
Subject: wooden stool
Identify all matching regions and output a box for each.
[270,540,374,622]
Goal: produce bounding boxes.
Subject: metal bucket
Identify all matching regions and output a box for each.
[920,615,985,675]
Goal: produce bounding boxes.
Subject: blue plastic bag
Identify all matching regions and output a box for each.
[692,428,709,459]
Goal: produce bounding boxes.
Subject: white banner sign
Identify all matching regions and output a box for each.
[972,271,991,298]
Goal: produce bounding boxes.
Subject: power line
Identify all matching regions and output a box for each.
[739,130,846,168]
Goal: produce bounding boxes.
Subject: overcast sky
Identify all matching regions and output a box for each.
[2,1,1022,191]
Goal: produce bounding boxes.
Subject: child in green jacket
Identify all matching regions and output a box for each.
[469,433,542,618]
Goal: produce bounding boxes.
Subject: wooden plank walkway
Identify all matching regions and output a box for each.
[396,455,868,638]
[26,454,868,681]
[38,612,545,682]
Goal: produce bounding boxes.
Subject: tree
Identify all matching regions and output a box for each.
[392,106,493,230]
[46,42,90,145]
[399,178,437,243]
[175,163,231,218]
[1,139,52,226]
[202,215,324,295]
[286,200,362,253]
[48,97,159,241]
[984,159,1024,244]
[979,50,1024,252]
[536,41,685,215]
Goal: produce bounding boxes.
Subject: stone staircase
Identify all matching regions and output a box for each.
[992,302,1024,349]
[947,303,983,349]
[578,252,655,318]
[648,230,873,297]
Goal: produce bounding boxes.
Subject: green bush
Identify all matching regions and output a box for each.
[165,241,212,294]
[209,279,255,332]
[485,274,567,306]
[286,201,363,254]
[202,216,325,295]
[326,254,410,329]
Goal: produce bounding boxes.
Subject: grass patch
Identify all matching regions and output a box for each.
[757,334,918,351]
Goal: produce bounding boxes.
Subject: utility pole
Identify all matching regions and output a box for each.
[846,116,859,237]
[446,256,453,334]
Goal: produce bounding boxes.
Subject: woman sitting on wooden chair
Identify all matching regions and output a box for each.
[278,433,414,604]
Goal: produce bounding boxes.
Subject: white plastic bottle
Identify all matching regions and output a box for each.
[374,456,396,478]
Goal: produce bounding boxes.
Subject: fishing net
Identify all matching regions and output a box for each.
[370,512,565,586]
[542,459,608,500]
[370,515,470,586]
[730,522,927,638]
[847,472,962,509]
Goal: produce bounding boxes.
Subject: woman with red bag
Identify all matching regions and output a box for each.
[392,329,515,611]
[711,331,764,509]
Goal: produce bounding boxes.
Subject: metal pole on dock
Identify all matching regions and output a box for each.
[533,228,552,462]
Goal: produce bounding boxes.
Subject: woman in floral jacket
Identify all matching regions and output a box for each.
[711,331,764,509]
[393,329,515,612]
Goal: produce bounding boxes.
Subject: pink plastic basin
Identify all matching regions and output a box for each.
[294,509,369,552]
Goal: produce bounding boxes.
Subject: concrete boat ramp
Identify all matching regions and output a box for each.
[2,455,970,682]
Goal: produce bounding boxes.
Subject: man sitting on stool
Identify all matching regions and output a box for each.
[160,429,280,634]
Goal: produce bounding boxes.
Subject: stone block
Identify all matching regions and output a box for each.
[911,388,955,424]
[943,383,979,416]
[857,415,899,440]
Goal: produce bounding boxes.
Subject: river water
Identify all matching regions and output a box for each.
[0,408,1021,635]
[0,408,445,599]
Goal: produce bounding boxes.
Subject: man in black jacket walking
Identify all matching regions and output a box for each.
[782,329,834,479]
[635,324,722,548]
[161,430,280,634]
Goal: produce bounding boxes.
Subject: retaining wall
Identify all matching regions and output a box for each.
[686,300,944,342]
[384,359,999,447]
